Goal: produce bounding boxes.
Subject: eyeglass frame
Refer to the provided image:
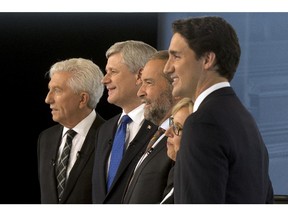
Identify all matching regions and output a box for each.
[169,116,183,136]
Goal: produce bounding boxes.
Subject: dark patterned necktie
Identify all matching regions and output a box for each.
[145,127,165,154]
[56,129,77,201]
[107,115,132,190]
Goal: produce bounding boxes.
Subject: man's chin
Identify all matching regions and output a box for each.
[172,88,181,98]
[107,96,115,104]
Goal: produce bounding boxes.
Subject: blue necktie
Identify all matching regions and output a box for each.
[107,115,132,190]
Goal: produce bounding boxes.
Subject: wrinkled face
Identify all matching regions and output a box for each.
[165,106,191,161]
[45,72,82,127]
[137,59,173,125]
[102,53,140,110]
[164,33,202,101]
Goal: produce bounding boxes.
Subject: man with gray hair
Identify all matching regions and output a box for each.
[38,58,105,203]
[92,40,158,204]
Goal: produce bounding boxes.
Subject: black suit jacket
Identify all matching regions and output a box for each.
[37,114,105,204]
[122,136,174,204]
[174,87,274,203]
[161,166,174,204]
[92,113,157,204]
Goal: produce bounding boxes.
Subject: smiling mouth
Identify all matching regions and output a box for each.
[107,87,116,95]
[171,77,178,85]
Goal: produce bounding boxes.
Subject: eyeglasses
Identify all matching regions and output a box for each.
[169,116,183,136]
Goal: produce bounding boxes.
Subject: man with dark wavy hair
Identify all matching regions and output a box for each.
[164,16,274,204]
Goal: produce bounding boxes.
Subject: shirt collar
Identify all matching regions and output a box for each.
[193,82,230,112]
[120,104,145,125]
[63,110,96,137]
[160,118,170,131]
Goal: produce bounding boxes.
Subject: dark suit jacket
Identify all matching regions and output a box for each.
[161,190,174,204]
[174,87,274,204]
[122,136,174,204]
[161,166,174,204]
[92,113,157,204]
[37,114,105,204]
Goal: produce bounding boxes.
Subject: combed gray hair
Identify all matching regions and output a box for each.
[106,40,157,73]
[48,58,104,109]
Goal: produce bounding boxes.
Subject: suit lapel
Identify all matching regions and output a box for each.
[60,115,105,203]
[134,136,167,173]
[107,119,157,193]
[102,115,120,190]
[123,136,167,202]
[49,126,64,202]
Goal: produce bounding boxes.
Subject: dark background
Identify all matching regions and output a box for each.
[0,12,158,203]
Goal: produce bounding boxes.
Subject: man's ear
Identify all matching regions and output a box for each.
[79,92,89,107]
[136,68,143,86]
[203,51,217,70]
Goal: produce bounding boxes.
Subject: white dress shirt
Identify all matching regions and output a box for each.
[58,110,96,179]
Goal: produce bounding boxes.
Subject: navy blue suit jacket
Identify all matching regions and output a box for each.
[92,113,157,203]
[174,87,274,203]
